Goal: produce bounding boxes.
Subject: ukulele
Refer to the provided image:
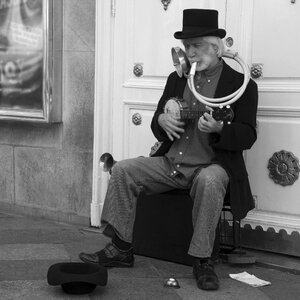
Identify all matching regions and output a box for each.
[164,97,234,123]
[149,97,234,156]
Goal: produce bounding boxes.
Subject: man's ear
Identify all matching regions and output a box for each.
[212,44,219,54]
[212,44,222,58]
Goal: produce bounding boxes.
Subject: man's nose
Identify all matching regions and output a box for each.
[186,45,198,57]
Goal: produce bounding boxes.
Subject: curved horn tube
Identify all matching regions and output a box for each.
[171,47,250,107]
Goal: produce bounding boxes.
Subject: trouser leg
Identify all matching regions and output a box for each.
[188,164,229,258]
[101,156,189,243]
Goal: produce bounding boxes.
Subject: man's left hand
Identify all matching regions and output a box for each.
[198,108,224,133]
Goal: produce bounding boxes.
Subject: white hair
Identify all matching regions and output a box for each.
[202,36,225,58]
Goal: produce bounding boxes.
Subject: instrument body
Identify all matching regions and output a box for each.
[164,97,234,124]
[149,97,234,157]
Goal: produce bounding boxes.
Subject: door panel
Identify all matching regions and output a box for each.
[131,0,226,77]
[247,117,300,214]
[111,0,227,160]
[227,0,300,255]
[252,0,300,78]
[125,104,157,158]
[96,0,300,253]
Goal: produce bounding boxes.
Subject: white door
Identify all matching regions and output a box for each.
[92,0,228,226]
[227,0,300,256]
[93,0,300,257]
[110,0,227,161]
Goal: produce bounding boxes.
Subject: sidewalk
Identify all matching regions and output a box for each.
[0,211,299,300]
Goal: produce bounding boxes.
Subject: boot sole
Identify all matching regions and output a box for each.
[79,255,134,268]
[104,260,134,268]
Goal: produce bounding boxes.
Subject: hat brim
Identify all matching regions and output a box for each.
[47,262,108,286]
[174,28,226,39]
[61,282,97,295]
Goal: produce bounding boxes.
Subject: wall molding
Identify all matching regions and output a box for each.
[257,79,300,93]
[123,100,157,110]
[123,77,166,90]
[122,102,300,119]
[257,106,300,118]
[123,78,300,94]
[242,210,300,235]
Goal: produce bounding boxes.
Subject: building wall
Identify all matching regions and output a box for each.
[0,0,96,225]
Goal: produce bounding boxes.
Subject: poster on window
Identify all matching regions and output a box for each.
[0,0,44,112]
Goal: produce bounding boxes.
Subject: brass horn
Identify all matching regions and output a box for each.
[171,46,250,107]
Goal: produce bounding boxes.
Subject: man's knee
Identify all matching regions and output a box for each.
[112,159,135,175]
[194,165,229,187]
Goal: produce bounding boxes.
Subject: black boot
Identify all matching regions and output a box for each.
[193,258,219,290]
[79,243,134,268]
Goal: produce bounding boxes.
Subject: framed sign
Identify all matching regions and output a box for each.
[0,0,62,122]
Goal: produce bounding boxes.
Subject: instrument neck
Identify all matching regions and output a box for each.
[180,109,207,120]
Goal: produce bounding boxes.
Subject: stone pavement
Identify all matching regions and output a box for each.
[0,211,299,300]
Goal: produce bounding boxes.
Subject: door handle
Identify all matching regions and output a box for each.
[132,113,142,125]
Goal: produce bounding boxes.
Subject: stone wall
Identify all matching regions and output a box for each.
[0,0,96,225]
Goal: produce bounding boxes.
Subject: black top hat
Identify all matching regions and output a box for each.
[47,262,108,295]
[174,9,226,39]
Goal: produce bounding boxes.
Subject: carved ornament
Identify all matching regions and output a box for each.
[268,150,300,186]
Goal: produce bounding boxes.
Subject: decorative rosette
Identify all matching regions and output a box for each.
[132,113,142,126]
[267,150,300,186]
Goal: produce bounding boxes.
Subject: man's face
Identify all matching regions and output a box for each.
[182,37,219,72]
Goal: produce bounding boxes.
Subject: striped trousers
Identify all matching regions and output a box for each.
[101,156,229,258]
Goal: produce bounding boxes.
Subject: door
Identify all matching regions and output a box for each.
[110,0,227,161]
[226,0,300,256]
[92,0,228,226]
[94,0,300,257]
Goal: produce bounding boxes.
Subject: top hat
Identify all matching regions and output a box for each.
[47,262,108,295]
[174,9,226,39]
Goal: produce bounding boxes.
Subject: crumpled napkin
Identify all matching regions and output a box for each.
[229,271,271,287]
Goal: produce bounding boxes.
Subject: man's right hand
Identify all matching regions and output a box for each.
[158,113,185,141]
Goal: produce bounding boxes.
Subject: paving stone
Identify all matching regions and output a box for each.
[0,213,52,230]
[107,256,163,279]
[148,257,193,278]
[253,267,300,300]
[90,277,181,300]
[0,244,70,260]
[0,212,299,300]
[0,229,84,245]
[0,260,67,281]
[0,213,66,230]
[0,280,90,300]
[173,277,272,300]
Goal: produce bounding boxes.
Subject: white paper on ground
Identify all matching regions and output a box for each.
[229,271,271,287]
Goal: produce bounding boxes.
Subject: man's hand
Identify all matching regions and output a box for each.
[198,107,224,133]
[158,113,185,141]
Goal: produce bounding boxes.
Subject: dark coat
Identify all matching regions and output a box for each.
[151,61,258,220]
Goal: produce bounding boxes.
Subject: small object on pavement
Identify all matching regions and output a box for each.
[229,271,271,287]
[164,277,180,289]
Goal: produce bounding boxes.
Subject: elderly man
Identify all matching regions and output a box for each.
[79,9,258,291]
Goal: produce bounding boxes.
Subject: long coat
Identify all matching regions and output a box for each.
[151,61,258,220]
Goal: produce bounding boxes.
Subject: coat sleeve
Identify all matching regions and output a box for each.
[212,79,258,151]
